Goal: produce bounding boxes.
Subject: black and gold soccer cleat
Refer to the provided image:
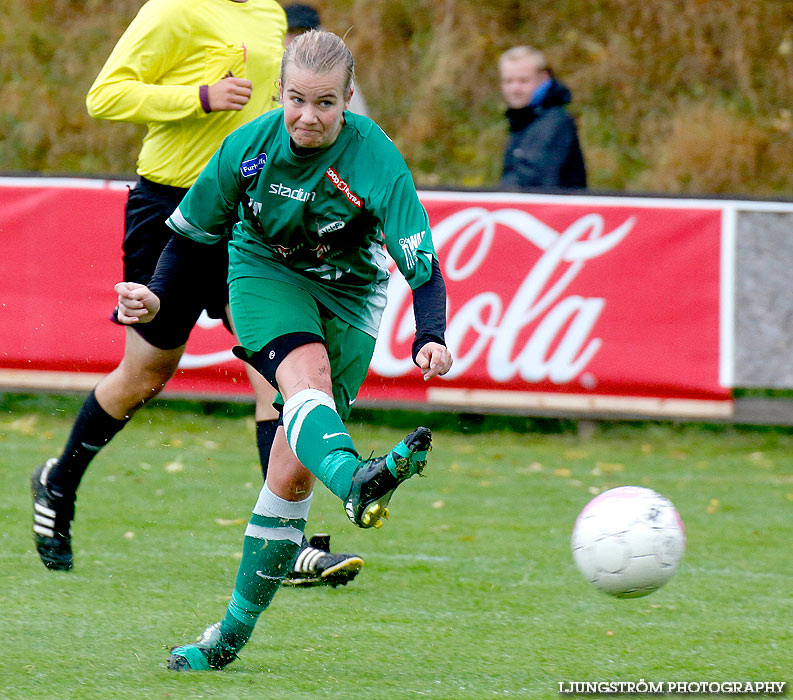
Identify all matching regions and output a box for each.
[344,426,431,529]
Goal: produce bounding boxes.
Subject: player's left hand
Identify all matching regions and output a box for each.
[115,282,161,324]
[415,342,453,381]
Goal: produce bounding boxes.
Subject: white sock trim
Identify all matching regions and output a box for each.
[283,388,336,421]
[282,388,337,455]
[244,523,304,546]
[253,482,312,520]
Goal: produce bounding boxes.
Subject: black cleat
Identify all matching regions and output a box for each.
[31,459,74,571]
[167,622,239,672]
[282,534,364,588]
[344,426,432,529]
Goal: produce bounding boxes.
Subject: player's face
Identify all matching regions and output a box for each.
[500,57,546,109]
[281,65,352,149]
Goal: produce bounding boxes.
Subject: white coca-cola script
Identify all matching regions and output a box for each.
[372,208,635,385]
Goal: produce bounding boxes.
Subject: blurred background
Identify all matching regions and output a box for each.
[3,0,793,195]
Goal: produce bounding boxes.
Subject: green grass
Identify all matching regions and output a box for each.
[2,394,791,699]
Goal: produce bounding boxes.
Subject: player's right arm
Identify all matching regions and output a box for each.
[142,137,243,307]
[165,135,245,242]
[120,231,218,325]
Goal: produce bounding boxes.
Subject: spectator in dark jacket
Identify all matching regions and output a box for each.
[499,46,587,190]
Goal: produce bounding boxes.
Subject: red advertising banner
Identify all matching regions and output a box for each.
[0,179,731,417]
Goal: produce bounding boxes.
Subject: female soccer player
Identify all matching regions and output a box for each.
[116,30,453,670]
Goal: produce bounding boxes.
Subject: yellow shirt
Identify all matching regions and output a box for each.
[86,0,286,188]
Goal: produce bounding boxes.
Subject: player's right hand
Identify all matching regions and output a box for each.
[207,76,252,111]
[115,282,161,324]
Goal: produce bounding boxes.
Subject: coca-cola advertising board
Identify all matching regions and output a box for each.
[0,179,731,417]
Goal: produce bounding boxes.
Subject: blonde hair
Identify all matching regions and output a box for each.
[280,30,355,93]
[499,46,548,73]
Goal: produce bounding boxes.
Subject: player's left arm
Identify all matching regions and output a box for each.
[380,171,453,381]
[411,259,453,381]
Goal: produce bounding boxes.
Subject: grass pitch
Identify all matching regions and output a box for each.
[2,393,791,699]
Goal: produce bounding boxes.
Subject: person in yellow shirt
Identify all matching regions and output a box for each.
[31,0,364,588]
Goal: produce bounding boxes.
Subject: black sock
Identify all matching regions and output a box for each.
[47,390,129,497]
[255,419,280,482]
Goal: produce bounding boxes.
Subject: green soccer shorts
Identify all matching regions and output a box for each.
[229,276,375,420]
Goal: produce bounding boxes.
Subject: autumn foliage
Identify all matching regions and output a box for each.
[3,0,793,195]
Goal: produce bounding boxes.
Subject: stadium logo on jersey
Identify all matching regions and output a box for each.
[269,183,316,202]
[318,220,345,236]
[399,231,425,269]
[326,168,363,208]
[240,152,268,177]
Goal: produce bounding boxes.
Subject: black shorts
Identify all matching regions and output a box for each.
[118,177,231,349]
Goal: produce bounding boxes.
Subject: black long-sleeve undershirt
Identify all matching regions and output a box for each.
[411,257,447,364]
[149,234,448,364]
[147,233,218,310]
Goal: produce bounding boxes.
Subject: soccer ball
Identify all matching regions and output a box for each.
[571,486,685,598]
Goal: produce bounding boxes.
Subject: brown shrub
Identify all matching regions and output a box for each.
[638,101,793,195]
[2,0,793,195]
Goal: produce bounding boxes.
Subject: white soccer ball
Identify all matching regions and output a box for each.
[571,486,686,598]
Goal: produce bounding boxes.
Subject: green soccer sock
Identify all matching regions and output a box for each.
[216,484,312,652]
[282,388,360,500]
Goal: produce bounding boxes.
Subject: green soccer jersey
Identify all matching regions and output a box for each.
[167,109,436,337]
